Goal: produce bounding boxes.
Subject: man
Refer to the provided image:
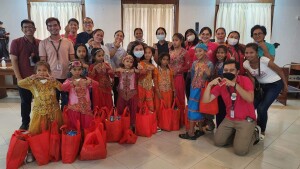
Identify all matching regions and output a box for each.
[10,19,40,130]
[62,18,79,45]
[39,17,75,109]
[76,17,94,45]
[202,60,260,156]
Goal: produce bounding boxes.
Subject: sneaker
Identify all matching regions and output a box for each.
[253,126,261,145]
[19,124,29,130]
[157,127,162,132]
[26,153,35,163]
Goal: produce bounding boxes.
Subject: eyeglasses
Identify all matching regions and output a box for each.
[22,26,35,29]
[84,22,93,25]
[253,32,264,37]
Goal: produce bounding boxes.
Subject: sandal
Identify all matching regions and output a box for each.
[179,132,197,140]
[194,130,205,138]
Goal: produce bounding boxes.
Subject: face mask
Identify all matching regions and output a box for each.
[40,79,47,84]
[227,38,238,46]
[217,39,225,43]
[187,34,195,42]
[133,51,144,58]
[156,34,165,41]
[222,72,236,81]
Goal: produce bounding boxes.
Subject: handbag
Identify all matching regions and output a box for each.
[121,107,131,134]
[61,120,81,163]
[49,121,61,162]
[105,107,122,142]
[6,130,29,169]
[135,105,153,137]
[199,83,219,115]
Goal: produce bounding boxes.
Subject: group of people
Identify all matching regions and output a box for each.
[10,16,287,161]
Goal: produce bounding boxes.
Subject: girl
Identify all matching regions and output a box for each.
[169,33,190,126]
[18,61,63,162]
[226,31,246,75]
[116,55,140,129]
[154,52,175,119]
[214,45,228,127]
[86,29,110,65]
[138,46,157,112]
[179,43,213,140]
[75,43,89,76]
[243,43,288,140]
[61,60,98,130]
[198,27,219,65]
[88,48,114,110]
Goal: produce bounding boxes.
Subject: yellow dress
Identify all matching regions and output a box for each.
[18,77,63,135]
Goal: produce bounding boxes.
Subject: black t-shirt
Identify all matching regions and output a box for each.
[156,41,169,56]
[76,32,93,45]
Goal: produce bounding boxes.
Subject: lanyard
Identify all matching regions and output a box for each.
[24,36,38,56]
[50,39,62,60]
[226,86,237,110]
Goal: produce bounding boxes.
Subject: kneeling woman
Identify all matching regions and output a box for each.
[243,43,288,140]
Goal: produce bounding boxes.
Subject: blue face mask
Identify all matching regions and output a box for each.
[133,51,144,58]
[156,34,165,41]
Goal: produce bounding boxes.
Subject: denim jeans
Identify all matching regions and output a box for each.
[56,79,68,110]
[255,79,283,132]
[18,86,33,126]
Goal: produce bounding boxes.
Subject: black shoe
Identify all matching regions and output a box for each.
[253,126,261,145]
[194,130,205,138]
[179,132,197,140]
[19,124,29,130]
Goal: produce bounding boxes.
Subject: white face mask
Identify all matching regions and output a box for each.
[40,79,47,84]
[187,34,195,42]
[227,38,238,46]
[156,34,165,41]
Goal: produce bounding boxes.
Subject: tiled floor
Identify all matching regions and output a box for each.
[1,90,300,169]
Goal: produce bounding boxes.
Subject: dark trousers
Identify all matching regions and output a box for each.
[113,77,119,107]
[255,79,283,132]
[184,72,191,101]
[216,96,226,127]
[18,86,33,126]
[56,79,68,110]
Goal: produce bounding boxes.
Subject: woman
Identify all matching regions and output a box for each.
[226,31,246,75]
[215,27,226,45]
[86,29,110,65]
[129,41,145,68]
[127,28,147,53]
[198,27,219,65]
[105,30,127,106]
[251,25,275,61]
[153,27,171,63]
[184,29,199,100]
[243,43,288,140]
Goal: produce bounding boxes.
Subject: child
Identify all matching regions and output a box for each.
[75,43,89,76]
[18,61,63,162]
[115,55,140,129]
[138,46,157,112]
[179,43,213,140]
[61,60,98,130]
[88,48,113,110]
[214,45,228,127]
[154,52,175,120]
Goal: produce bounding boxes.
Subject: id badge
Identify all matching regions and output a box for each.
[56,64,62,70]
[29,56,35,67]
[230,109,234,118]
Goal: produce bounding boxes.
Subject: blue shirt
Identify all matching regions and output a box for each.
[76,32,93,45]
[258,42,275,57]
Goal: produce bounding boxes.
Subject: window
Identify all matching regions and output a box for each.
[27,0,85,39]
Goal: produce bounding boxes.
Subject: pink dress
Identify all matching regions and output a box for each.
[169,47,190,126]
[62,78,98,129]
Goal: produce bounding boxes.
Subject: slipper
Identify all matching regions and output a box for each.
[179,132,197,140]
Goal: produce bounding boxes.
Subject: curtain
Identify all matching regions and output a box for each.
[30,2,83,40]
[216,3,272,44]
[123,4,174,48]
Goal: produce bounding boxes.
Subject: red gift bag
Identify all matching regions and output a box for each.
[61,120,81,163]
[79,123,107,160]
[135,105,152,137]
[84,107,107,138]
[199,84,219,115]
[49,121,61,162]
[6,130,29,169]
[119,129,138,144]
[171,100,180,131]
[121,107,131,134]
[105,108,122,142]
[159,100,172,131]
[28,123,50,166]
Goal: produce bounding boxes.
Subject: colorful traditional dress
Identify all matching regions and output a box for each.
[169,47,190,125]
[188,59,214,121]
[62,78,98,129]
[153,67,175,116]
[116,70,138,125]
[18,78,63,135]
[138,61,156,111]
[227,45,246,75]
[88,62,113,110]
